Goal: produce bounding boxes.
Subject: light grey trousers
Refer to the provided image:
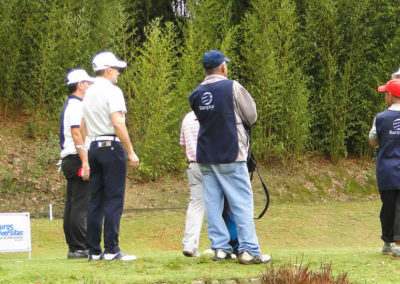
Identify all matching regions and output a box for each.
[182,162,206,253]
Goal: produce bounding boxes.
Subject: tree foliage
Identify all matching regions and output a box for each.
[242,0,309,166]
[1,0,400,178]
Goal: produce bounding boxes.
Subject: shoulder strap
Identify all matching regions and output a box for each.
[244,123,270,219]
[254,166,270,219]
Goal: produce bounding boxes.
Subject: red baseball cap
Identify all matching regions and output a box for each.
[378,79,400,98]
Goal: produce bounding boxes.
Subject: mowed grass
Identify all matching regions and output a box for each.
[1,200,399,283]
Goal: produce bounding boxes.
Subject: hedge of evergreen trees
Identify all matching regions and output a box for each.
[1,0,400,178]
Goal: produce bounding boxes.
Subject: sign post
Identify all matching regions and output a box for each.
[0,213,32,258]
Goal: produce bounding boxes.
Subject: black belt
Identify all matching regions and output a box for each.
[63,154,79,159]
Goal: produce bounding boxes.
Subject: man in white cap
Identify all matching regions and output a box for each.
[59,68,94,259]
[81,51,139,261]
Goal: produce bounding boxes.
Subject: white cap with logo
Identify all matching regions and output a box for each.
[66,69,94,85]
[92,51,127,72]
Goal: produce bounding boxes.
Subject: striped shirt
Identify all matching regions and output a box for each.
[180,111,199,162]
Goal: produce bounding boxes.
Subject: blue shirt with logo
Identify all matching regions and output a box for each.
[376,109,400,191]
[189,79,238,163]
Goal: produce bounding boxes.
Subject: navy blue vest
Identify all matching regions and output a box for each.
[189,79,238,163]
[376,109,400,191]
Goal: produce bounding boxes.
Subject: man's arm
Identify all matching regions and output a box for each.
[369,140,378,147]
[71,126,89,181]
[80,118,88,138]
[233,81,257,126]
[79,118,90,180]
[369,117,378,148]
[111,111,139,167]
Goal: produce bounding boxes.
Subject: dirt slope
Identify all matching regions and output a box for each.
[0,115,379,217]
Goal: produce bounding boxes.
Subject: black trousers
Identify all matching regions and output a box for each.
[86,141,127,255]
[379,190,400,243]
[62,155,90,251]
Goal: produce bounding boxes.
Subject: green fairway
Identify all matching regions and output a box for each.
[0,201,398,283]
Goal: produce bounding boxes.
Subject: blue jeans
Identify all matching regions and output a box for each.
[199,162,261,256]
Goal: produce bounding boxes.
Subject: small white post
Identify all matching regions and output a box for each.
[49,204,53,221]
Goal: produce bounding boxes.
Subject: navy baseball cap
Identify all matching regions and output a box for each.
[202,50,231,70]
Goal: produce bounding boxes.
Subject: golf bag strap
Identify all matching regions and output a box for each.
[254,166,270,219]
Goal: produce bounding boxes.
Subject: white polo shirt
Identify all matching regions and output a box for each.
[60,96,83,158]
[82,77,127,137]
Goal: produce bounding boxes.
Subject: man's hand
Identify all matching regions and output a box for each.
[128,152,139,168]
[81,161,90,181]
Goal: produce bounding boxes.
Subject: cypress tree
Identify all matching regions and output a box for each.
[242,0,309,166]
[0,0,25,117]
[303,0,345,162]
[129,19,183,179]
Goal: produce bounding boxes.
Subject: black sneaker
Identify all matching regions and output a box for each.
[239,251,271,265]
[212,249,233,261]
[67,250,88,259]
[183,250,200,257]
[382,242,393,255]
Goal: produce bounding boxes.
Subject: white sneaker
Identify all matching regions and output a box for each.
[261,254,271,263]
[213,249,233,261]
[103,251,137,261]
[239,251,271,264]
[203,249,214,254]
[88,253,102,261]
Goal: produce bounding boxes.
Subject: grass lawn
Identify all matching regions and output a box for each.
[0,200,398,283]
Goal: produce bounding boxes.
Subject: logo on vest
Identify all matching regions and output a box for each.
[199,92,215,110]
[390,118,400,135]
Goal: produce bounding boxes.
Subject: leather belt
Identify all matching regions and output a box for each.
[97,141,112,147]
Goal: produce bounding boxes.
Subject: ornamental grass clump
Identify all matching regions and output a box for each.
[262,261,351,284]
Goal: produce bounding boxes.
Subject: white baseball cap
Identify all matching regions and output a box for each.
[92,51,127,71]
[392,67,400,79]
[392,68,400,79]
[66,69,94,85]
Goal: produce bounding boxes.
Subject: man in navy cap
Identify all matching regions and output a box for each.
[189,50,270,264]
[369,79,400,260]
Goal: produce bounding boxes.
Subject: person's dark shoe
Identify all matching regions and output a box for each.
[233,247,239,258]
[239,251,271,265]
[382,242,393,255]
[88,253,103,261]
[67,250,88,259]
[103,251,137,261]
[183,250,200,257]
[212,249,233,261]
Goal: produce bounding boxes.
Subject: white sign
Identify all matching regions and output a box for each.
[0,213,31,253]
